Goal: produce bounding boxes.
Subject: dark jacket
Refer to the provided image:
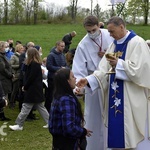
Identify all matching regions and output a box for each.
[49,95,87,150]
[19,52,26,86]
[0,52,13,94]
[46,49,67,79]
[0,81,6,108]
[23,61,44,103]
[62,33,72,53]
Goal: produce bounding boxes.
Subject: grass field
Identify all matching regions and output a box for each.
[0,103,52,150]
[0,24,86,57]
[1,100,84,150]
[0,23,149,150]
[0,24,150,58]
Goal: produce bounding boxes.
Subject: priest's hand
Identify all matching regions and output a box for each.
[109,58,118,68]
[107,57,118,68]
[76,78,88,88]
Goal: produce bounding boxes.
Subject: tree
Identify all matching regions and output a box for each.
[69,0,78,22]
[24,0,32,24]
[116,3,128,20]
[93,4,105,21]
[0,1,4,23]
[90,0,93,15]
[33,0,38,24]
[127,0,150,24]
[9,0,24,24]
[142,0,149,25]
[4,0,8,24]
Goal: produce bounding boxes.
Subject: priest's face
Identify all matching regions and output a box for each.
[107,23,125,40]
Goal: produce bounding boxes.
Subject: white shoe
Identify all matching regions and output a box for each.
[43,124,48,128]
[9,125,23,131]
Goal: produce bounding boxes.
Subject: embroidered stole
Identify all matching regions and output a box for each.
[108,31,136,148]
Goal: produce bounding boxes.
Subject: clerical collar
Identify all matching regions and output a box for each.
[117,30,130,44]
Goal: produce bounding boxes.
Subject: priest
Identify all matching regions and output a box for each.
[76,16,150,149]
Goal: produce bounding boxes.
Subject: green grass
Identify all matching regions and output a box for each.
[0,24,86,57]
[0,103,52,150]
[127,25,150,41]
[0,23,149,149]
[0,24,149,58]
[0,99,84,150]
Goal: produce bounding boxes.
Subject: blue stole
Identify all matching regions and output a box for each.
[108,31,136,148]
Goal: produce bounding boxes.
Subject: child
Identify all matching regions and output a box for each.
[49,68,92,150]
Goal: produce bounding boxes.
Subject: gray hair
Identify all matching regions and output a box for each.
[27,42,35,48]
[107,16,126,27]
[0,41,6,50]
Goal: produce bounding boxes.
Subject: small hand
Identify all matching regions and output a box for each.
[86,129,93,137]
[22,86,25,92]
[76,78,88,88]
[5,99,8,106]
[42,69,45,74]
[98,51,105,58]
[74,87,85,96]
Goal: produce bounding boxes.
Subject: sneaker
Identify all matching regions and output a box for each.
[43,124,48,128]
[9,125,23,131]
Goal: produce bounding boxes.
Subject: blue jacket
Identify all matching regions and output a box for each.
[5,50,14,60]
[46,49,67,79]
[49,95,87,150]
[49,95,86,138]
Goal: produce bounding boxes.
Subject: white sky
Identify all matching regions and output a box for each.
[43,0,112,11]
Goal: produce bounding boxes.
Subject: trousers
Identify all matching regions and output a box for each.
[15,102,49,126]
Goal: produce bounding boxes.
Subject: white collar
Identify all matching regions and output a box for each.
[117,30,130,44]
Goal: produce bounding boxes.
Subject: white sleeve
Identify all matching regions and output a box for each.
[115,59,131,81]
[86,74,99,91]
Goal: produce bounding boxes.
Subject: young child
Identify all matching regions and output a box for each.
[49,68,92,150]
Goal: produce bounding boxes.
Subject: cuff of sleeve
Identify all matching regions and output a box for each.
[81,128,87,138]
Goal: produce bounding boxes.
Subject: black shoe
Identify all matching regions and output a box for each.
[31,114,39,120]
[9,103,15,109]
[25,116,34,122]
[0,117,11,121]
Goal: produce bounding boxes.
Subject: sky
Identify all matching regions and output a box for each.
[43,0,112,11]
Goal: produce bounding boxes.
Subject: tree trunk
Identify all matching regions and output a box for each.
[4,0,8,24]
[34,0,38,25]
[143,0,149,25]
[70,0,78,23]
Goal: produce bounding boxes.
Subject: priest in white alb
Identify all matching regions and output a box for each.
[72,15,113,150]
[76,16,150,150]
